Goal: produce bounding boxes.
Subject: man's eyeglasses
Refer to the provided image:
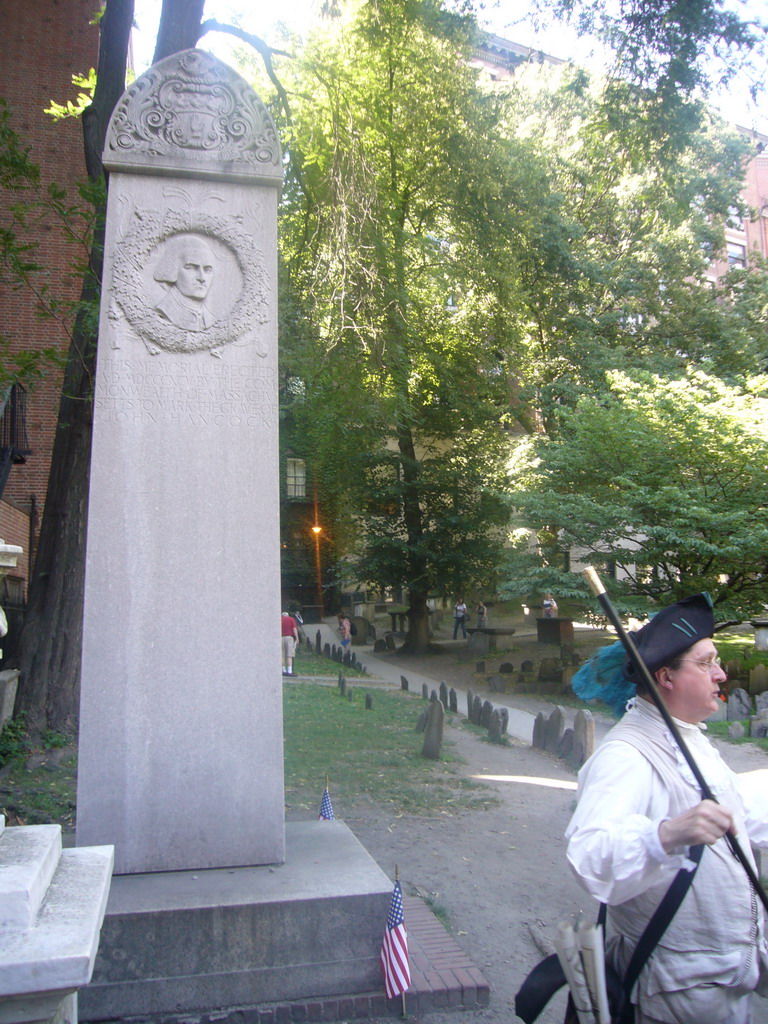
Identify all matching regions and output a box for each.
[677,656,722,674]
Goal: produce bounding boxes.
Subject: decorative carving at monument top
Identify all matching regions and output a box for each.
[103,49,283,184]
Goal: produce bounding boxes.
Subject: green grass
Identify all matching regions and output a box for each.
[0,717,77,828]
[293,644,372,678]
[283,683,497,817]
[715,632,768,671]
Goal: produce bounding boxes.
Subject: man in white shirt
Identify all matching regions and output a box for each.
[566,593,768,1024]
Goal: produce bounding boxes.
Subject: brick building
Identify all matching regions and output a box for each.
[0,0,100,611]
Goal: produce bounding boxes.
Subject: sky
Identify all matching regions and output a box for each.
[131,0,767,135]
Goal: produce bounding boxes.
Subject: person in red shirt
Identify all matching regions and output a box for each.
[281,611,299,676]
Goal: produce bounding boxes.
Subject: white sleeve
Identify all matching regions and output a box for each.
[735,769,768,848]
[565,741,696,906]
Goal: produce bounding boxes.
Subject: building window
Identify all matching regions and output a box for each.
[286,458,306,498]
[727,241,747,268]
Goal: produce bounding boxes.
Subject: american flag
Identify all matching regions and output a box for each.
[380,880,410,999]
[319,788,335,820]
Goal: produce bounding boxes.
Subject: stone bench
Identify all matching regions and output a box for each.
[466,627,516,653]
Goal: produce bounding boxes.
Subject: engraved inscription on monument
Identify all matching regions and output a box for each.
[96,356,277,429]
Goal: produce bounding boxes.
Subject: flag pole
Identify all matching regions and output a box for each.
[581,566,768,913]
[396,865,407,1019]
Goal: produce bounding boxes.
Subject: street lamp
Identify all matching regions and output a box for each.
[311,524,323,615]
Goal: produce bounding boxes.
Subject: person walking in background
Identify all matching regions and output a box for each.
[453,598,468,639]
[476,600,488,628]
[337,612,352,651]
[281,611,299,676]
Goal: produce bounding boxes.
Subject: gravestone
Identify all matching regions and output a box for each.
[422,683,429,701]
[315,631,322,654]
[489,709,503,741]
[324,642,331,658]
[472,694,483,725]
[78,49,285,876]
[757,692,768,714]
[532,712,546,749]
[421,699,444,759]
[415,710,428,733]
[538,657,561,682]
[449,688,458,713]
[749,664,768,695]
[373,638,387,653]
[481,700,493,729]
[439,681,449,709]
[706,699,727,723]
[467,688,473,717]
[752,619,768,652]
[729,721,746,740]
[544,706,566,754]
[467,630,490,655]
[573,709,595,765]
[351,616,369,646]
[751,713,768,739]
[76,50,391,1024]
[499,707,509,735]
[401,674,409,691]
[365,693,373,710]
[499,662,515,674]
[557,728,574,760]
[430,688,439,703]
[728,687,752,721]
[385,633,397,651]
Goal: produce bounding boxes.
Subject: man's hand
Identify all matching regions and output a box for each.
[658,799,734,853]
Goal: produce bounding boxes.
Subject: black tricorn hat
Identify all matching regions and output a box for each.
[624,593,715,679]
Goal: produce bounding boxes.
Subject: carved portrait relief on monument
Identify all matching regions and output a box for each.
[109,192,270,356]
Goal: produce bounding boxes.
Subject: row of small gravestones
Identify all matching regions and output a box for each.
[336,672,374,710]
[721,687,768,739]
[483,648,581,694]
[532,706,595,766]
[310,631,365,675]
[407,676,511,760]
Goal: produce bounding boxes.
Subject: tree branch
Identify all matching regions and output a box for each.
[199,19,293,118]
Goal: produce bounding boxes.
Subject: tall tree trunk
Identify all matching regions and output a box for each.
[153,0,205,63]
[14,0,135,735]
[396,423,432,655]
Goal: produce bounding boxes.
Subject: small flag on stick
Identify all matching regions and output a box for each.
[380,878,411,1000]
[319,787,334,820]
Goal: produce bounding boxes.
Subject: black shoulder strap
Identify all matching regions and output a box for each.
[620,842,704,999]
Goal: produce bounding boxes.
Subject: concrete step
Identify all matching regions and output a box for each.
[0,823,62,929]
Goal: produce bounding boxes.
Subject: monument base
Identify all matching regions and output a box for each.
[78,822,392,1023]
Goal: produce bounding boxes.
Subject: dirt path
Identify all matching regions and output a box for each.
[343,705,768,1024]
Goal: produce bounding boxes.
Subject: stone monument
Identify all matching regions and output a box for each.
[76,51,390,1023]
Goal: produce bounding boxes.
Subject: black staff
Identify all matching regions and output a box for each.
[582,566,768,914]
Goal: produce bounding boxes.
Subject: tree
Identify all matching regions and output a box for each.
[275,0,517,652]
[504,369,768,620]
